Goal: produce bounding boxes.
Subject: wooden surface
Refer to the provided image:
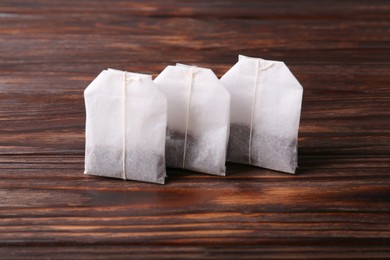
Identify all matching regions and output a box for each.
[1,0,389,259]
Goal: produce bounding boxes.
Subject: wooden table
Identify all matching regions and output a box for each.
[1,1,389,259]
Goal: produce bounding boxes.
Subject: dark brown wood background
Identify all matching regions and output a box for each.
[0,0,389,259]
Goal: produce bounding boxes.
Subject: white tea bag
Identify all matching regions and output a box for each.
[154,64,230,176]
[84,68,167,184]
[220,55,303,174]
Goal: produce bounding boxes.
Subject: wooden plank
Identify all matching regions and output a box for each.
[0,17,389,67]
[0,0,389,19]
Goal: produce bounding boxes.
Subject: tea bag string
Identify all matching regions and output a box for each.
[248,60,259,164]
[121,73,142,180]
[122,72,127,180]
[248,60,274,164]
[183,66,195,168]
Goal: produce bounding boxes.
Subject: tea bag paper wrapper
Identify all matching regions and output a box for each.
[84,68,167,184]
[154,64,230,176]
[220,55,303,174]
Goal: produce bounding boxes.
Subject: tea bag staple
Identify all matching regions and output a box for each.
[84,68,167,184]
[154,64,230,176]
[220,55,303,174]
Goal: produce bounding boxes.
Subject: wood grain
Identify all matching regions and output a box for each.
[0,0,389,259]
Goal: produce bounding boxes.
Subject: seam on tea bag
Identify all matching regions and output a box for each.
[248,60,260,164]
[182,66,195,168]
[248,60,275,164]
[122,72,127,180]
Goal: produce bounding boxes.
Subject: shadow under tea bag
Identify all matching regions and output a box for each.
[84,68,167,184]
[220,55,303,174]
[154,64,230,176]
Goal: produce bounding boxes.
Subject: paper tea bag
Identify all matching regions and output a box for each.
[220,55,303,174]
[154,64,230,176]
[84,68,167,184]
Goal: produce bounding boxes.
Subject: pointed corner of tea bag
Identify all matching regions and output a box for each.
[106,68,118,72]
[288,168,297,175]
[238,54,247,61]
[280,63,304,92]
[158,171,168,185]
[238,54,259,61]
[175,63,191,68]
[292,164,300,175]
[154,65,173,82]
[281,163,298,175]
[106,68,125,75]
[84,69,111,97]
[165,65,176,70]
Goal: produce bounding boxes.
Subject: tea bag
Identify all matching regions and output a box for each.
[220,55,303,174]
[84,68,167,184]
[154,64,230,176]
